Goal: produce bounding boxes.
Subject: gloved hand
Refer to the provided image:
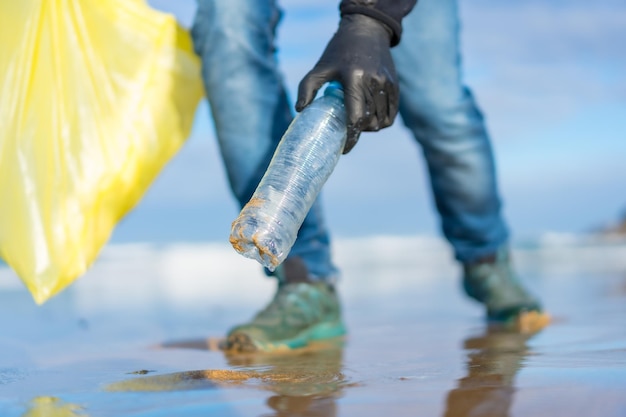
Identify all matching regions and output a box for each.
[296,14,399,154]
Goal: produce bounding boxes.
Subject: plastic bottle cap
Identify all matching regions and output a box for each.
[324,82,344,100]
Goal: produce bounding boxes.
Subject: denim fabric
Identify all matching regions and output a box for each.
[191,0,337,280]
[190,0,509,276]
[392,0,509,262]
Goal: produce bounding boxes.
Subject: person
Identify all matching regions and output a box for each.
[190,0,546,353]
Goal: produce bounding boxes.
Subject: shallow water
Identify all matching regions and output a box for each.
[1,237,625,416]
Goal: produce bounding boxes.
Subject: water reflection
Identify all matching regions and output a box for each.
[22,397,86,417]
[226,344,345,416]
[107,340,347,416]
[443,328,537,417]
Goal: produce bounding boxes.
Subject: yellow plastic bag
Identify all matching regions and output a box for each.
[0,0,204,303]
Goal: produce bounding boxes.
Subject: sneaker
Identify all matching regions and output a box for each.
[463,248,548,330]
[224,282,346,353]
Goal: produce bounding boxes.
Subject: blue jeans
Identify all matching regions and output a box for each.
[190,0,508,279]
[191,0,337,280]
[392,0,509,262]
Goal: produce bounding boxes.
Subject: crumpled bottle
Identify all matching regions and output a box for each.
[230,83,347,270]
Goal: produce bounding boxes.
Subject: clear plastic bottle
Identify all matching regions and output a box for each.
[230,83,347,270]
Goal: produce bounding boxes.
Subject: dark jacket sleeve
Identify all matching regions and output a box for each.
[339,0,417,46]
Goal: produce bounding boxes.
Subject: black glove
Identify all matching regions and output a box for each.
[296,14,399,154]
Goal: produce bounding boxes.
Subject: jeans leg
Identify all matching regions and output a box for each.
[191,0,337,280]
[392,0,509,263]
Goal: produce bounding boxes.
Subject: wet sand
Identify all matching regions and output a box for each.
[1,236,625,416]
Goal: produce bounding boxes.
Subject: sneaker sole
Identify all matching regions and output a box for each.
[489,310,551,334]
[225,320,347,353]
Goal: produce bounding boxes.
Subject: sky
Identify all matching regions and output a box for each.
[111,0,626,244]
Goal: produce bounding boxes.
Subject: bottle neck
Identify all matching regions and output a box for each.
[324,82,344,100]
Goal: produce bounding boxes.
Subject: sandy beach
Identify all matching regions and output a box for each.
[1,235,625,416]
